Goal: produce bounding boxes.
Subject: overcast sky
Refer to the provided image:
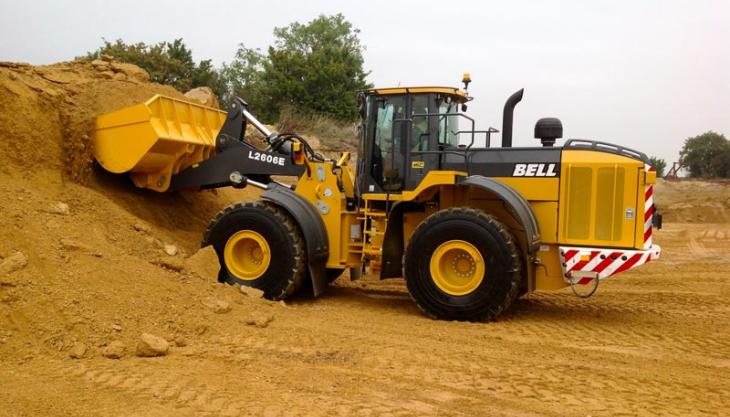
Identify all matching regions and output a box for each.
[1,0,728,164]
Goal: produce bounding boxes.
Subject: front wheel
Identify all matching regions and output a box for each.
[404,208,521,321]
[203,201,306,300]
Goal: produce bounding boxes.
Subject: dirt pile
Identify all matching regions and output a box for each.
[0,58,182,181]
[654,179,730,223]
[183,86,220,108]
[0,60,267,363]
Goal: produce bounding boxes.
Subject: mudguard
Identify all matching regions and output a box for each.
[261,184,329,296]
[381,201,422,279]
[459,175,541,291]
[458,176,541,252]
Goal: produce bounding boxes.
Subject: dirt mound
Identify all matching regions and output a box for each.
[0,59,184,181]
[183,86,220,108]
[0,60,265,363]
[655,179,730,223]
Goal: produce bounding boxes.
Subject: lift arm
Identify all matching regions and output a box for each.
[169,99,305,191]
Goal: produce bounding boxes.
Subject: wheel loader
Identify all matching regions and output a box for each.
[94,75,662,321]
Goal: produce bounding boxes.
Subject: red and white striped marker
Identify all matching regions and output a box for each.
[644,164,655,249]
[559,244,661,285]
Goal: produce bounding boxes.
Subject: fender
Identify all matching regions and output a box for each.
[458,175,541,252]
[459,175,541,291]
[261,184,329,296]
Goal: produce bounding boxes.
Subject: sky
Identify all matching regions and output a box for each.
[1,0,728,164]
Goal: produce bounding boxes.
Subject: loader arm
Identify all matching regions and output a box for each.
[170,99,306,191]
[169,140,304,191]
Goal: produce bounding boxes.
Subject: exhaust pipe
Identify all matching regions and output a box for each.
[501,88,524,148]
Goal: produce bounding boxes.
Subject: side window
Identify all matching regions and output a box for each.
[410,95,430,152]
[371,96,406,191]
[438,101,460,147]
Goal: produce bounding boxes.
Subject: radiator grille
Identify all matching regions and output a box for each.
[565,166,627,242]
[566,167,592,239]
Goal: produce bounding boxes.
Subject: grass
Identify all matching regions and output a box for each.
[276,106,359,156]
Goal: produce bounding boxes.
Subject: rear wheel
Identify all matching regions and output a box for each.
[203,201,306,300]
[404,208,521,321]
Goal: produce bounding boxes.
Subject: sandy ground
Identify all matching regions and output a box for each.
[2,222,728,417]
[1,61,728,416]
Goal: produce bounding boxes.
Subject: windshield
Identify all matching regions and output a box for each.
[438,101,460,147]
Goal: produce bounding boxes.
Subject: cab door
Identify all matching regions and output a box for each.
[405,94,459,190]
[370,95,408,192]
[406,94,438,189]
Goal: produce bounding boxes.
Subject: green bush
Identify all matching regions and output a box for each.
[680,131,730,178]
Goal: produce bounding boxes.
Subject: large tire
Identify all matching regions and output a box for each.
[203,201,306,300]
[404,207,521,321]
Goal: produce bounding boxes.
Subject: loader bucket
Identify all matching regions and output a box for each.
[94,95,227,192]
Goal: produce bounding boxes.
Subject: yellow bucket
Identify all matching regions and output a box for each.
[94,95,227,192]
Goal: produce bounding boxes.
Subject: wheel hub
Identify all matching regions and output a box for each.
[223,230,271,280]
[430,240,485,296]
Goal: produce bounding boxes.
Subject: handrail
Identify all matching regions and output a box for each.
[564,139,649,164]
[406,112,499,149]
[394,112,500,174]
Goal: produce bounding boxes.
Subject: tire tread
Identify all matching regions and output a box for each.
[203,200,306,300]
[404,207,522,321]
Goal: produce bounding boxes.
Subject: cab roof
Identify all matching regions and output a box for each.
[366,86,469,102]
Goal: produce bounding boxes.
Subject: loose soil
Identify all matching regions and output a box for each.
[0,61,728,417]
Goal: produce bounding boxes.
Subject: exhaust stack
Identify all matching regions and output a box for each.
[501,88,524,148]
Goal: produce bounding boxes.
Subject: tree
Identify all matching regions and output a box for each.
[83,15,372,122]
[224,14,371,122]
[84,39,226,98]
[220,46,268,112]
[191,59,227,99]
[648,156,667,177]
[679,131,730,178]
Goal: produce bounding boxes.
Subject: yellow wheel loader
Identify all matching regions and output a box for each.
[94,77,662,321]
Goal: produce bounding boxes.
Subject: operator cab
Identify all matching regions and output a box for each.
[357,86,491,194]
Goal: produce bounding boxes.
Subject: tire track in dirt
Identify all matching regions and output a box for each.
[276,278,728,414]
[338,279,730,360]
[48,355,441,417]
[207,315,728,416]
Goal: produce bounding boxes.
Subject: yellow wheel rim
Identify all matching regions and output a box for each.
[223,230,271,281]
[429,240,485,296]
